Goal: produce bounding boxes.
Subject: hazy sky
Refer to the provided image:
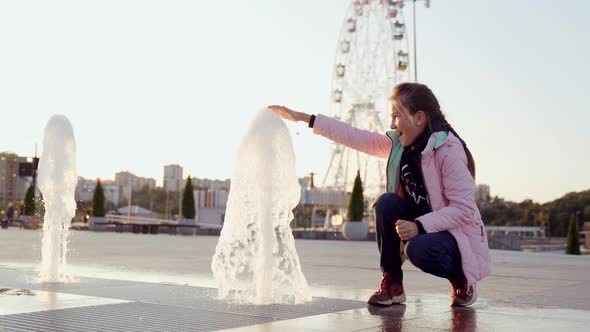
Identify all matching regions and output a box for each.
[1,0,588,203]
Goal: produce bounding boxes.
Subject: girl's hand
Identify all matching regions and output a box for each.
[268,105,311,123]
[395,220,418,241]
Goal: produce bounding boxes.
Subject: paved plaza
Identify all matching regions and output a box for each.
[1,228,589,331]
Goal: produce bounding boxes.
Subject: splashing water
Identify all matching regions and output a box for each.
[37,115,77,282]
[211,108,311,304]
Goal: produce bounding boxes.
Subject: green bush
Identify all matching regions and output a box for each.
[24,184,36,215]
[182,176,196,219]
[566,213,581,255]
[92,179,106,217]
[347,170,364,222]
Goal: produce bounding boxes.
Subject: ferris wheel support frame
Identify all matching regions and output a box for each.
[322,0,432,197]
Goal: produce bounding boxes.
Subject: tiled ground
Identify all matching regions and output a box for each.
[1,229,590,331]
[2,269,589,331]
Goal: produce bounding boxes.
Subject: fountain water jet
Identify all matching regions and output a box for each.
[211,108,311,304]
[37,115,77,282]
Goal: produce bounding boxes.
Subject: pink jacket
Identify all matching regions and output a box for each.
[313,114,492,285]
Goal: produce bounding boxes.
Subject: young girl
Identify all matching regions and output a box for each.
[269,82,492,307]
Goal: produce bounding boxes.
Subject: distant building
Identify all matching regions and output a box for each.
[76,177,120,206]
[163,164,183,192]
[192,177,230,190]
[194,188,229,209]
[0,152,31,206]
[193,178,230,226]
[475,184,491,203]
[136,177,156,191]
[115,171,156,199]
[115,171,134,189]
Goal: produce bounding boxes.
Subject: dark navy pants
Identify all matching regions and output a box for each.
[374,193,464,283]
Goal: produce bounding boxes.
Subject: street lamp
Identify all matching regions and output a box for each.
[404,0,432,82]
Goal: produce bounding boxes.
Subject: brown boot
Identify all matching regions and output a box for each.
[450,278,477,307]
[367,273,406,306]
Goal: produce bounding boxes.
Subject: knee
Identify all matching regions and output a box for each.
[406,237,436,269]
[373,193,404,217]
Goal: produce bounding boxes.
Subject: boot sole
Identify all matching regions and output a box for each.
[368,293,406,306]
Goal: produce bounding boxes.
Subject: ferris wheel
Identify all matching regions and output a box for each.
[322,0,429,198]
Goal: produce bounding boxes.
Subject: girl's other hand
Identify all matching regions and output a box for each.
[395,220,419,241]
[268,105,310,123]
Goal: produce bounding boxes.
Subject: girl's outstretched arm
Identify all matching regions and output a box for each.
[268,105,311,123]
[268,106,391,159]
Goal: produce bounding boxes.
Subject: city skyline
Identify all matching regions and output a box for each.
[1,0,589,204]
[0,152,535,209]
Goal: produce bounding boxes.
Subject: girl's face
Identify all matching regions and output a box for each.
[390,105,427,147]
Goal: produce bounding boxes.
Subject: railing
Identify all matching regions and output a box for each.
[104,214,222,229]
[485,226,546,238]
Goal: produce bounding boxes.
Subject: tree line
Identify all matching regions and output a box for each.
[479,190,590,237]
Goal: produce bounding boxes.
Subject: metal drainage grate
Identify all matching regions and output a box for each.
[63,283,368,321]
[0,269,369,328]
[0,302,273,332]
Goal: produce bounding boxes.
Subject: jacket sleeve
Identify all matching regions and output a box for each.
[312,113,392,159]
[418,144,478,232]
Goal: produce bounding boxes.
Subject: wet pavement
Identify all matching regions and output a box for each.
[1,228,589,331]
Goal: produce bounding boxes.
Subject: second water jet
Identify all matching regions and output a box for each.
[37,114,78,283]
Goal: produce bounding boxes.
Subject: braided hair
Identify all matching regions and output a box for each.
[391,82,476,179]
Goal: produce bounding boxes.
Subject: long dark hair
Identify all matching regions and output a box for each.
[390,82,476,179]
